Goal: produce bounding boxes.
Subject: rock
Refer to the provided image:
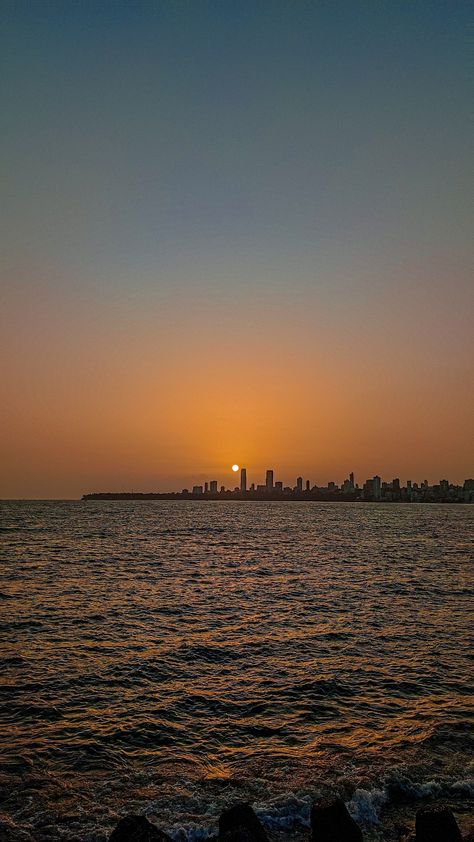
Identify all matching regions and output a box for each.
[415,805,462,841]
[311,796,363,842]
[218,803,268,842]
[397,825,415,841]
[108,815,172,842]
[219,830,256,842]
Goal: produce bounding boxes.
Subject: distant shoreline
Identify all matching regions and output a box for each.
[82,492,472,503]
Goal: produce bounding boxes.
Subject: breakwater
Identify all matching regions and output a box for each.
[108,800,472,841]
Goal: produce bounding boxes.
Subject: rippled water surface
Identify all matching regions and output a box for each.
[1,501,473,840]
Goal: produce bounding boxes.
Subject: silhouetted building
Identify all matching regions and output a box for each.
[266,470,274,492]
[86,468,473,504]
[373,476,381,500]
[463,479,474,502]
[363,478,374,499]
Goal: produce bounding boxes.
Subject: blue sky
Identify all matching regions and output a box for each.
[3,1,471,283]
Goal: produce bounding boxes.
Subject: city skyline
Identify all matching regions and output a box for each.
[4,459,474,500]
[84,465,474,504]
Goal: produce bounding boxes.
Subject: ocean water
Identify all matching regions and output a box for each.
[0,501,472,841]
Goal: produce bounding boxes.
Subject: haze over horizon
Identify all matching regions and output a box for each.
[1,1,473,499]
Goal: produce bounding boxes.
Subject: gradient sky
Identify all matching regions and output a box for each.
[1,1,473,498]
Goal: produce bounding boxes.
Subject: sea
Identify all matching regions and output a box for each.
[0,501,473,841]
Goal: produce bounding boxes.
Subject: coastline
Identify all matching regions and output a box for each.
[25,795,473,842]
[81,493,472,503]
[103,795,474,842]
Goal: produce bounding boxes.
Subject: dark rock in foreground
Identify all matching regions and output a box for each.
[311,795,363,841]
[415,805,462,841]
[109,815,172,842]
[219,803,269,842]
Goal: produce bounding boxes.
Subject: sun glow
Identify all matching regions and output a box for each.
[232,464,239,472]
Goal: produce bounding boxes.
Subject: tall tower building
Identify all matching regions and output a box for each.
[296,476,303,492]
[266,470,274,492]
[240,467,247,493]
[373,475,381,500]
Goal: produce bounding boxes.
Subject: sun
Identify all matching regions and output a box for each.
[232,464,239,472]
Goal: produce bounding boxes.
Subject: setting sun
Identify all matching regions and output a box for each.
[232,464,239,472]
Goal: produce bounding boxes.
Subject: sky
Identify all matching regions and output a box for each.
[1,0,473,498]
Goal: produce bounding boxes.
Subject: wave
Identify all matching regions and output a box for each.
[347,788,388,825]
[161,773,474,842]
[385,771,474,802]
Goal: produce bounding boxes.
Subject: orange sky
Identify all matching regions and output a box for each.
[2,258,473,498]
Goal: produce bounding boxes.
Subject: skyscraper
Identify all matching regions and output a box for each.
[296,476,303,492]
[266,470,273,492]
[240,467,247,494]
